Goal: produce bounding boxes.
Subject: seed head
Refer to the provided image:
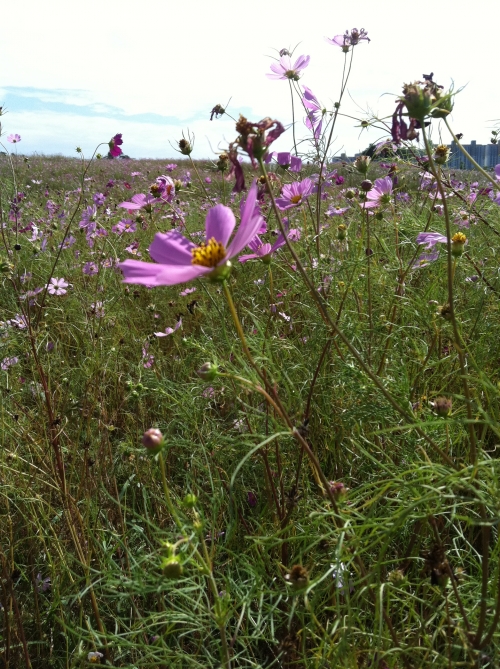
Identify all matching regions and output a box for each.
[178,138,192,155]
[354,155,371,175]
[433,397,452,417]
[285,564,309,591]
[433,144,450,165]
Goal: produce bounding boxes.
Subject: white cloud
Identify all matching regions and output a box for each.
[1,0,498,157]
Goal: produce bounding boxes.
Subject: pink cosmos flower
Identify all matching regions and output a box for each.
[154,318,182,338]
[118,193,157,211]
[363,177,393,208]
[83,261,99,275]
[7,134,21,143]
[47,277,69,295]
[108,133,123,157]
[411,251,440,269]
[267,54,310,81]
[112,219,137,234]
[416,232,447,249]
[275,178,314,210]
[1,356,19,370]
[325,29,370,51]
[239,228,299,263]
[303,86,323,139]
[119,181,265,286]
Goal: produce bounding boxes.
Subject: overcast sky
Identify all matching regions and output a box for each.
[1,0,498,160]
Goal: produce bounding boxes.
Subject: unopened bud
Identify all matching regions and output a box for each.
[360,179,373,192]
[329,481,347,500]
[142,428,164,451]
[162,557,183,579]
[337,224,347,241]
[196,362,218,381]
[345,189,356,200]
[183,493,197,508]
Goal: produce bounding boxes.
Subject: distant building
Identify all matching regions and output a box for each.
[448,140,499,170]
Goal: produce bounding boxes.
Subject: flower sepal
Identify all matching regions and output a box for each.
[207,261,232,283]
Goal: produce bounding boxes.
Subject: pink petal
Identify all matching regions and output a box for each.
[205,205,236,246]
[120,259,207,286]
[149,231,196,265]
[227,182,264,257]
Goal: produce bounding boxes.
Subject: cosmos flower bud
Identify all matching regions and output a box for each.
[285,564,309,591]
[178,138,192,155]
[337,224,347,240]
[360,179,373,192]
[329,481,347,500]
[354,155,371,175]
[196,362,218,381]
[433,144,450,165]
[162,557,183,579]
[433,397,452,417]
[142,428,164,452]
[451,232,467,256]
[183,493,198,508]
[431,89,454,119]
[345,189,356,200]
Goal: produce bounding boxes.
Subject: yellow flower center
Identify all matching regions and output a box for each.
[290,194,302,204]
[191,237,227,267]
[451,232,467,244]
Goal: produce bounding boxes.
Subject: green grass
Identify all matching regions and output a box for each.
[1,150,500,669]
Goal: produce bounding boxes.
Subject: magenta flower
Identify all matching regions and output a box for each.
[154,318,182,337]
[411,251,440,269]
[303,86,323,138]
[47,277,69,295]
[119,181,265,286]
[416,232,447,249]
[494,164,500,181]
[267,54,310,81]
[363,177,393,208]
[109,133,123,157]
[7,134,21,143]
[325,29,370,51]
[1,356,19,370]
[239,228,299,263]
[118,193,158,211]
[112,219,136,234]
[275,178,314,210]
[83,261,99,275]
[79,205,97,230]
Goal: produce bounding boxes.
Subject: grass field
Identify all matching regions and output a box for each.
[2,72,500,668]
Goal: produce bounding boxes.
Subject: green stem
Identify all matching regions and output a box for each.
[257,156,457,469]
[421,125,477,464]
[445,118,500,191]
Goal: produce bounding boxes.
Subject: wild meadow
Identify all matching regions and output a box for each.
[2,29,500,669]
